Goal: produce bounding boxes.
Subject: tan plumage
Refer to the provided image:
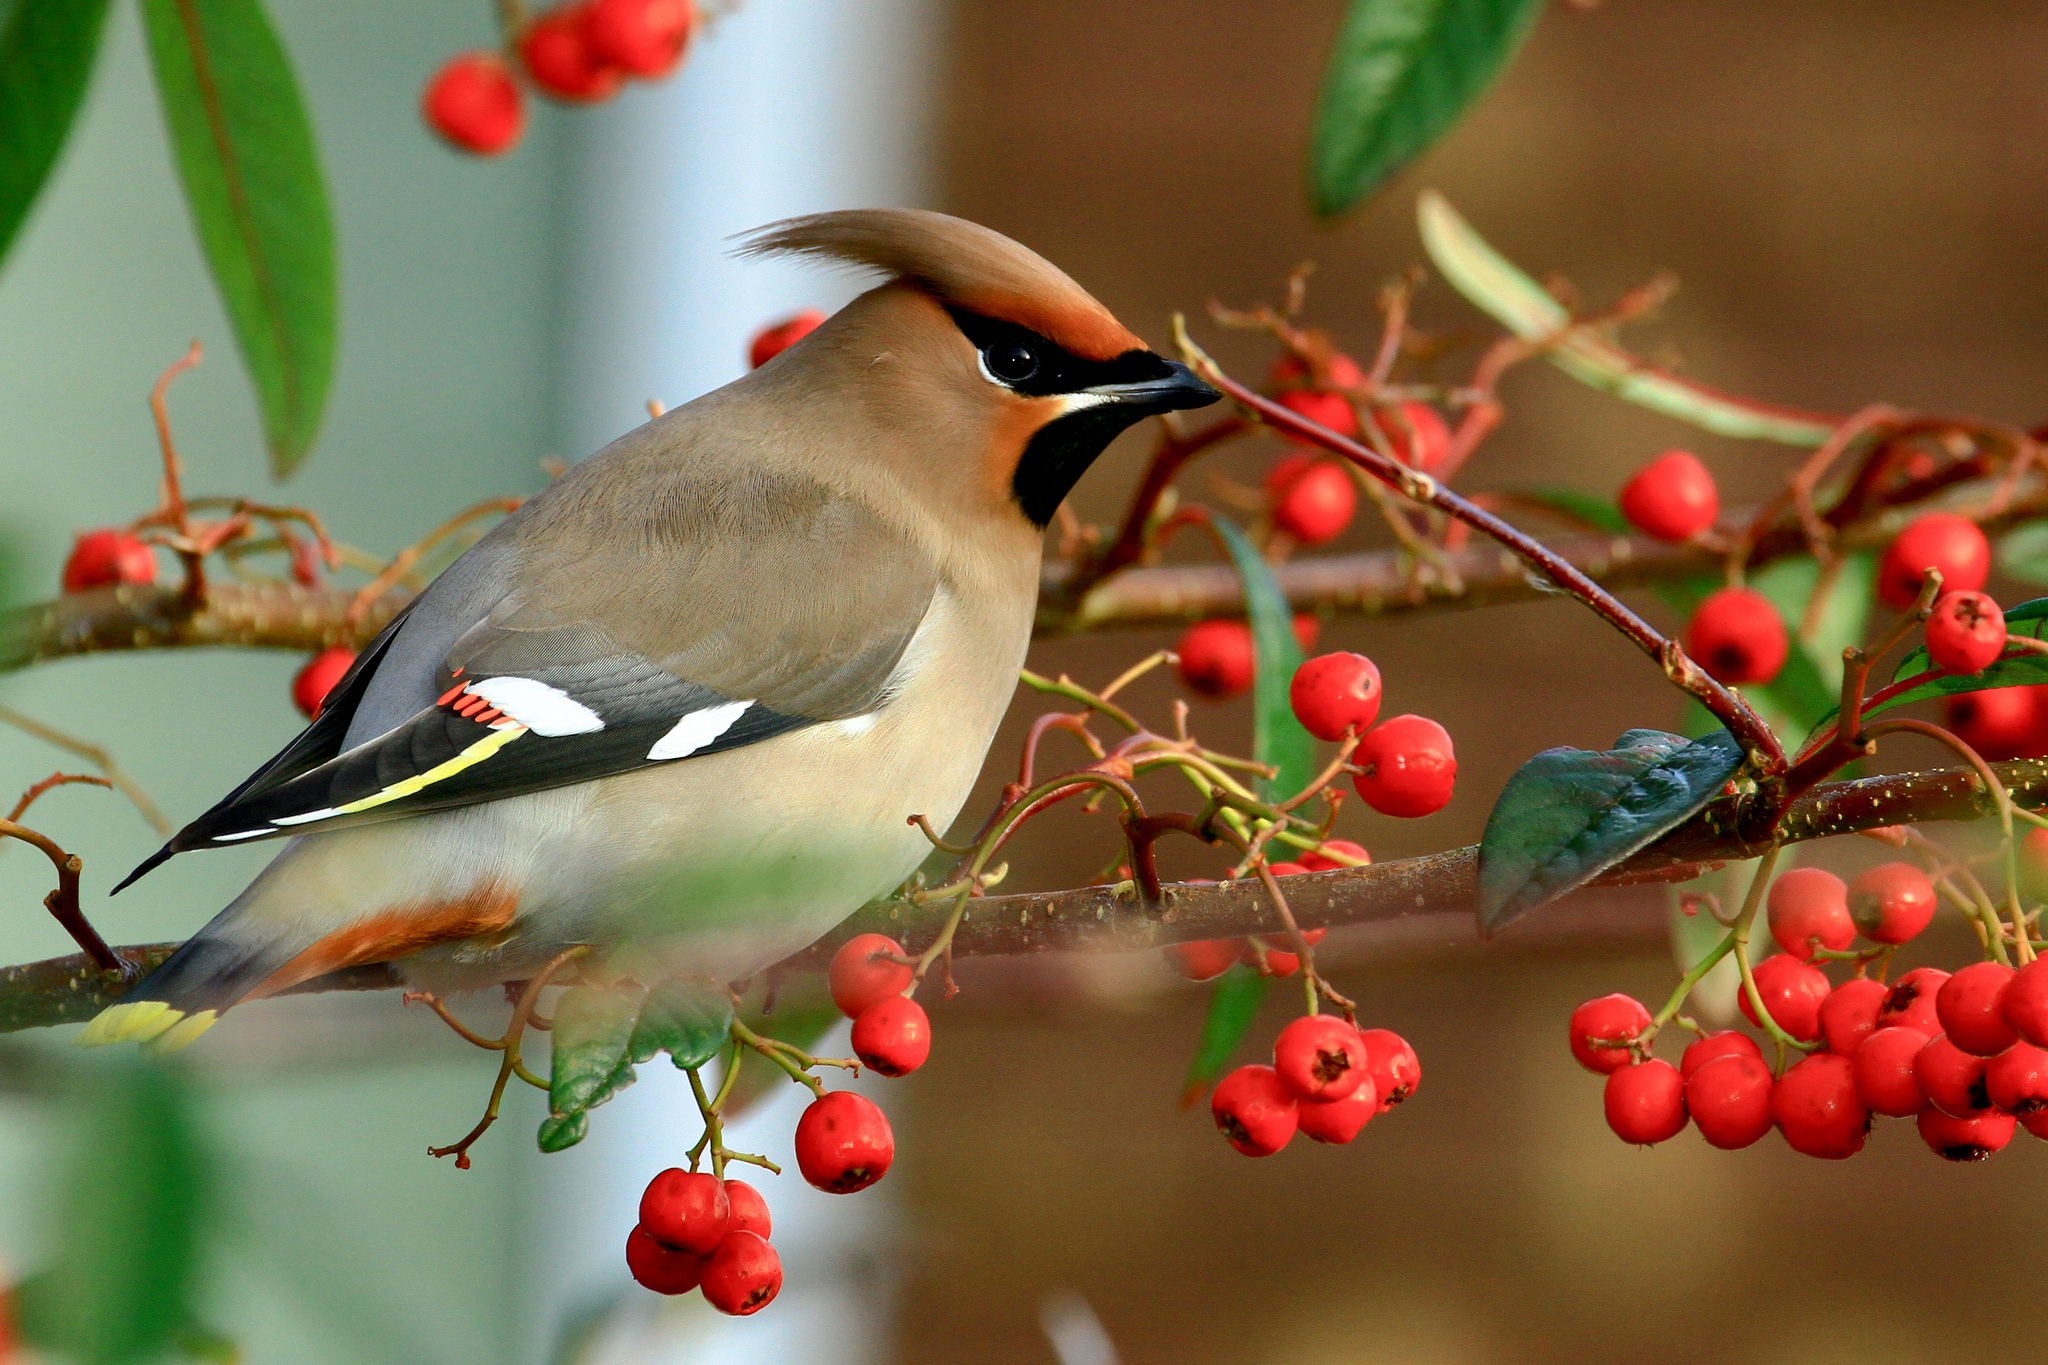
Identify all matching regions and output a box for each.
[81,209,1216,1050]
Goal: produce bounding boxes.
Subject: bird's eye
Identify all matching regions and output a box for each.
[984,342,1039,384]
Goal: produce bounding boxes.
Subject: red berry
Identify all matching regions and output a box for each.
[749,310,824,369]
[2022,827,2048,902]
[1770,1053,1870,1159]
[1266,862,1312,879]
[1878,513,1990,608]
[1165,939,1242,981]
[1680,1029,1763,1080]
[1263,451,1314,498]
[1766,867,1854,961]
[851,996,930,1077]
[586,0,694,77]
[1568,994,1651,1075]
[1945,687,2048,761]
[639,1168,729,1255]
[1987,1041,2048,1114]
[1876,967,1950,1036]
[2025,1110,2048,1141]
[1272,1014,1369,1103]
[1272,461,1356,545]
[1370,401,1451,474]
[421,52,524,155]
[1176,619,1254,701]
[1916,1106,2015,1162]
[1297,839,1369,872]
[1685,1052,1774,1149]
[827,934,913,1019]
[1819,977,1888,1056]
[1604,1058,1688,1145]
[1256,924,1326,952]
[2003,957,2048,1047]
[723,1179,771,1239]
[1292,613,1320,653]
[1853,1026,1931,1117]
[293,647,357,720]
[1618,449,1719,542]
[1294,1083,1379,1144]
[1356,1028,1420,1110]
[1917,1034,1993,1117]
[699,1230,781,1316]
[793,1091,894,1193]
[1271,351,1364,392]
[1275,388,1356,438]
[1351,714,1456,818]
[62,529,156,593]
[1848,863,1937,944]
[1738,954,1829,1042]
[1924,590,2006,675]
[1289,652,1383,742]
[1936,961,2018,1057]
[519,4,624,102]
[1250,946,1299,977]
[1685,587,1788,685]
[1210,1063,1298,1156]
[625,1224,703,1295]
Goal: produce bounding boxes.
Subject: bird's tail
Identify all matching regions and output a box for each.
[75,902,306,1053]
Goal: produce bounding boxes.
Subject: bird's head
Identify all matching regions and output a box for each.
[736,209,1220,530]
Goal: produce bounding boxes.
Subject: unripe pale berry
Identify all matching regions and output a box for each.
[1819,977,1888,1057]
[1294,1082,1378,1144]
[1603,1058,1688,1145]
[1917,1106,2015,1162]
[794,1091,893,1193]
[1272,1014,1369,1103]
[1296,838,1369,871]
[1876,966,1949,1036]
[420,52,525,155]
[1680,1029,1763,1080]
[828,933,913,1018]
[1770,1052,1870,1159]
[1568,994,1650,1074]
[1289,652,1382,741]
[1766,867,1854,961]
[1853,1026,1931,1117]
[1924,590,2007,675]
[1915,1034,1993,1118]
[587,0,694,77]
[1271,460,1356,545]
[1165,939,1242,981]
[1849,863,1937,944]
[1878,513,1990,608]
[1685,587,1788,685]
[519,3,624,102]
[1356,1027,1420,1110]
[699,1230,781,1316]
[749,310,824,369]
[1275,388,1356,439]
[851,996,930,1077]
[1738,954,1829,1042]
[1985,1041,2048,1115]
[62,529,156,593]
[1210,1063,1298,1156]
[639,1168,729,1255]
[1270,350,1364,392]
[1176,619,1254,701]
[1935,961,2018,1057]
[293,647,357,720]
[1945,686,2048,762]
[1619,449,1719,542]
[2002,956,2048,1047]
[1685,1052,1774,1149]
[723,1179,771,1239]
[1370,401,1450,473]
[625,1224,703,1294]
[1352,714,1455,818]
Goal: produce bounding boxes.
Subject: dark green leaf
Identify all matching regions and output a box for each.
[1478,727,1745,937]
[1512,486,1632,536]
[547,983,645,1121]
[1178,964,1268,1107]
[1210,515,1315,802]
[0,0,111,269]
[141,0,335,476]
[628,975,733,1070]
[1802,595,2048,743]
[536,1110,590,1154]
[1310,0,1545,216]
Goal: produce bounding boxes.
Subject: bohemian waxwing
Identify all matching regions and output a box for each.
[80,208,1218,1051]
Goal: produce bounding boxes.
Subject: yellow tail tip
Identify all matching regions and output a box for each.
[145,1010,218,1054]
[76,1000,171,1048]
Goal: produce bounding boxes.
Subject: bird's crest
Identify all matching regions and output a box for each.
[736,209,1144,362]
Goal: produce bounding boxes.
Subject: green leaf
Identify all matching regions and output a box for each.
[1310,0,1544,216]
[1513,486,1632,536]
[536,1111,590,1154]
[1418,191,1836,446]
[1803,596,2048,742]
[1178,964,1268,1107]
[1997,521,2048,586]
[547,983,645,1122]
[1210,515,1315,802]
[628,976,733,1070]
[0,0,112,270]
[140,0,336,476]
[1477,727,1746,937]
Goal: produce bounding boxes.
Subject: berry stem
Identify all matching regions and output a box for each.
[1724,846,1820,1062]
[1783,571,1945,795]
[427,944,587,1169]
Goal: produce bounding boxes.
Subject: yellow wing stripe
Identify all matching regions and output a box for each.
[328,724,529,818]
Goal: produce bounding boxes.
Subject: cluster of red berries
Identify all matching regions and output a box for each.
[1209,1014,1420,1154]
[423,0,696,156]
[1263,350,1449,547]
[1575,859,2048,1162]
[626,1170,781,1312]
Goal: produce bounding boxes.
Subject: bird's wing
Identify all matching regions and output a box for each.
[138,466,940,866]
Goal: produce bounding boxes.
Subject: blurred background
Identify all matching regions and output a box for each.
[3,0,2048,1361]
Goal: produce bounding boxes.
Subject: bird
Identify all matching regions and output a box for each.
[79,208,1219,1052]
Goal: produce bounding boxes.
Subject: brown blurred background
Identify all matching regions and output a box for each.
[888,3,2048,1362]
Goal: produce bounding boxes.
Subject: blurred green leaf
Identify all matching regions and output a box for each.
[546,984,645,1141]
[536,1111,589,1155]
[1512,486,1631,536]
[628,976,732,1070]
[1310,0,1543,216]
[140,0,335,476]
[0,0,111,270]
[1419,191,1836,446]
[1997,521,2048,585]
[1210,515,1314,803]
[1478,727,1744,937]
[1178,964,1267,1107]
[1803,595,2048,742]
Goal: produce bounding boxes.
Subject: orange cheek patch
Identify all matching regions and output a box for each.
[244,880,521,1001]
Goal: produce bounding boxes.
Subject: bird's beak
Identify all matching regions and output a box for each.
[1083,359,1221,414]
